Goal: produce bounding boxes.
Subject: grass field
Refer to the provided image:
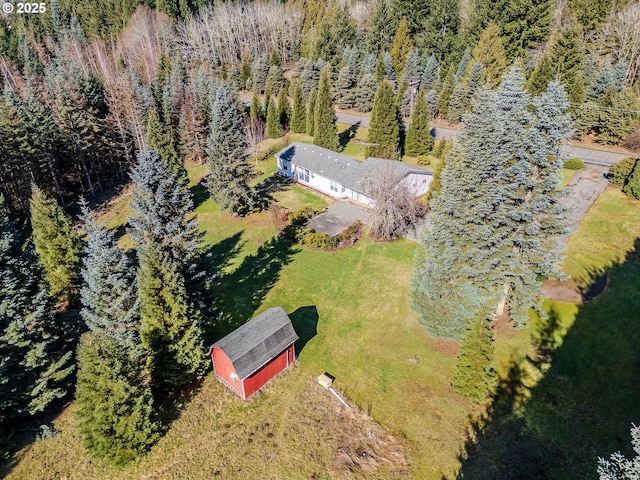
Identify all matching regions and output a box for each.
[3,136,640,479]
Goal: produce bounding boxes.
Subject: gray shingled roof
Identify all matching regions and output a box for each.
[276,143,431,193]
[211,307,298,380]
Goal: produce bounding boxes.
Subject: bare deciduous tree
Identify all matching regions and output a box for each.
[117,6,177,85]
[244,118,266,164]
[179,1,304,67]
[596,2,640,84]
[359,164,426,241]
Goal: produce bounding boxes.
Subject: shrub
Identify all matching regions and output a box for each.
[563,158,585,170]
[304,232,337,248]
[622,162,640,199]
[416,155,431,166]
[608,157,638,186]
[288,207,316,225]
[281,224,313,243]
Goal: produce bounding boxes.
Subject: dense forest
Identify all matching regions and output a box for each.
[1,0,640,466]
[0,0,639,216]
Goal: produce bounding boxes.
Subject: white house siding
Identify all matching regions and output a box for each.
[400,173,432,197]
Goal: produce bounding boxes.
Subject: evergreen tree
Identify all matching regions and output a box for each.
[313,67,339,150]
[1,196,74,446]
[421,0,461,63]
[413,68,571,338]
[405,90,433,156]
[29,184,81,305]
[452,313,497,403]
[263,88,272,119]
[375,53,387,82]
[265,63,285,95]
[383,52,397,88]
[390,17,413,76]
[438,65,456,119]
[426,89,439,117]
[401,49,423,86]
[472,22,508,88]
[300,59,326,98]
[448,82,471,124]
[75,332,160,465]
[138,241,207,393]
[366,0,395,54]
[527,24,586,105]
[502,0,554,61]
[422,55,441,93]
[128,150,201,264]
[277,88,290,131]
[306,89,317,136]
[205,83,256,214]
[493,69,572,326]
[597,424,640,480]
[290,81,306,133]
[334,47,359,109]
[412,90,508,340]
[266,98,281,139]
[146,107,181,174]
[391,0,429,35]
[355,73,378,112]
[183,68,210,165]
[249,89,263,122]
[251,54,270,94]
[366,81,401,159]
[79,202,138,347]
[456,48,472,81]
[622,162,640,200]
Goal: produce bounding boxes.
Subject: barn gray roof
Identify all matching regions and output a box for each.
[211,307,298,380]
[276,143,431,193]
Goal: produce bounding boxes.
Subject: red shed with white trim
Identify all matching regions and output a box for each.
[209,307,298,400]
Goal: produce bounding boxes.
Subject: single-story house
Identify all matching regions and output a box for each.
[275,142,432,206]
[208,307,298,400]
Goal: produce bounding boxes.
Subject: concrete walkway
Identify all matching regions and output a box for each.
[307,201,369,236]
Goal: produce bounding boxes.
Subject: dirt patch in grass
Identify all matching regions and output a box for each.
[542,274,608,303]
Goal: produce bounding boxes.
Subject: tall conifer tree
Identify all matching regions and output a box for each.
[75,332,160,465]
[405,90,433,156]
[29,185,81,305]
[266,98,280,139]
[1,196,74,449]
[290,81,306,133]
[138,241,207,393]
[80,202,138,346]
[313,67,339,150]
[306,89,317,136]
[366,80,401,159]
[472,22,507,87]
[205,83,256,214]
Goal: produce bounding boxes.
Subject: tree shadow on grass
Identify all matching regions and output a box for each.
[190,181,210,210]
[289,305,319,356]
[206,235,300,344]
[254,174,289,210]
[339,121,361,150]
[453,239,640,480]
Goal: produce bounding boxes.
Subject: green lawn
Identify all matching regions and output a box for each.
[5,143,640,479]
[563,187,640,287]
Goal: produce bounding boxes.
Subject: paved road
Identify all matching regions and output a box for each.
[335,112,633,167]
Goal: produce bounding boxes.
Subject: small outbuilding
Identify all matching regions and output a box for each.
[208,307,299,400]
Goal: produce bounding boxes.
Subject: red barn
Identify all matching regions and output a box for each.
[209,307,298,400]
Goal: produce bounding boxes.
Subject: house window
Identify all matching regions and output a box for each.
[330,181,339,192]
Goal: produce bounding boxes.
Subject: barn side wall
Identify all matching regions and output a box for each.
[243,345,295,399]
[212,348,243,397]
